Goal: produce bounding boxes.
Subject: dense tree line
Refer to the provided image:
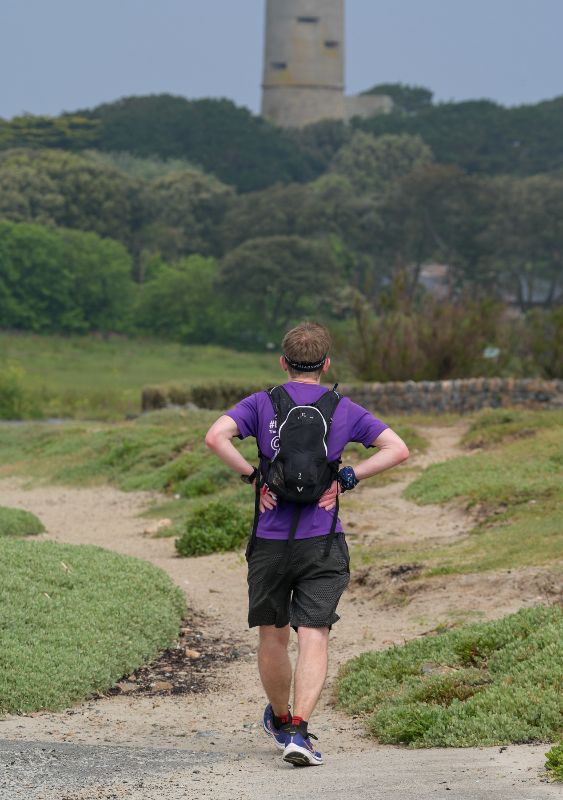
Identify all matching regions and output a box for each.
[0,87,561,376]
[2,90,563,192]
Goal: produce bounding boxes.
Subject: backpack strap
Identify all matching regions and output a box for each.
[268,385,295,428]
[245,447,265,562]
[312,383,342,435]
[323,492,340,558]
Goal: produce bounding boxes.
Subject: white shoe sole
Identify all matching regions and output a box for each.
[283,742,324,766]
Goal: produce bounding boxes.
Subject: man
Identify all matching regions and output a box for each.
[205,322,409,767]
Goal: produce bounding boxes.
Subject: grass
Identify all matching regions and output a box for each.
[461,407,563,449]
[336,605,563,747]
[0,505,44,537]
[398,420,563,575]
[0,332,281,420]
[0,538,186,715]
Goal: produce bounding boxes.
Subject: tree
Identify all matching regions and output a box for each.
[0,114,100,151]
[80,94,316,192]
[220,184,308,252]
[141,169,233,263]
[0,221,133,333]
[219,236,339,337]
[0,149,142,251]
[355,96,563,177]
[361,83,434,114]
[134,256,222,343]
[330,131,433,195]
[377,164,492,297]
[481,176,563,309]
[285,119,351,177]
[220,175,382,295]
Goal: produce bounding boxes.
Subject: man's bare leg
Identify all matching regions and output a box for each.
[292,626,329,721]
[258,625,292,717]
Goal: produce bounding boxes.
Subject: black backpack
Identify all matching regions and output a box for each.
[246,383,342,566]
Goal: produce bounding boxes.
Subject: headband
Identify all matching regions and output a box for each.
[283,353,327,372]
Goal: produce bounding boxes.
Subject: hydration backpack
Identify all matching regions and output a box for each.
[246,383,342,565]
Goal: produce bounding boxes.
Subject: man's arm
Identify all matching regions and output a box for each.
[204,415,254,476]
[353,427,410,481]
[205,415,276,511]
[318,428,409,510]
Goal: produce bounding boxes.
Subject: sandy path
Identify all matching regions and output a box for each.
[0,422,559,799]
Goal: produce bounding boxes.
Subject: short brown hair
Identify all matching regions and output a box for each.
[282,322,331,377]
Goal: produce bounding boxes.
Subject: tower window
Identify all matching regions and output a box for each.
[271,61,287,70]
[324,40,340,48]
[297,16,319,23]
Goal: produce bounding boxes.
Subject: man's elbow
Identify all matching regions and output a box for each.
[205,429,218,451]
[396,444,410,464]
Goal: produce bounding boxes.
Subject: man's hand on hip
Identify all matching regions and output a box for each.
[259,483,278,513]
[318,480,339,511]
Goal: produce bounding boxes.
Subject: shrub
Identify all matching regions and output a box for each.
[546,742,563,782]
[175,501,252,556]
[0,363,42,420]
[0,506,45,537]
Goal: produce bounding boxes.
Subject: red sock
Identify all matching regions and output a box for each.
[291,716,304,727]
[273,711,290,727]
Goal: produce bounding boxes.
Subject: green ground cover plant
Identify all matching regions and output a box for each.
[0,506,44,536]
[0,538,186,714]
[545,743,563,781]
[337,605,563,747]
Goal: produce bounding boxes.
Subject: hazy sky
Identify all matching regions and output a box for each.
[1,0,561,119]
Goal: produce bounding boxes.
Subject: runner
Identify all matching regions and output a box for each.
[204,321,409,766]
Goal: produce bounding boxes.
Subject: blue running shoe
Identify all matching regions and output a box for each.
[283,729,323,766]
[263,704,291,751]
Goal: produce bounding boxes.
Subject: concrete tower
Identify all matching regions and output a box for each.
[261,0,345,128]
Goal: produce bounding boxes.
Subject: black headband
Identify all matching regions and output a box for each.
[283,353,327,372]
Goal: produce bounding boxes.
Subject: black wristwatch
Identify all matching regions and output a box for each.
[240,467,258,485]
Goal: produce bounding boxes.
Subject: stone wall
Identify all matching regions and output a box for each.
[339,378,563,414]
[141,378,563,414]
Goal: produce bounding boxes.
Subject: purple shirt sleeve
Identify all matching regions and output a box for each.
[346,399,389,447]
[224,393,260,439]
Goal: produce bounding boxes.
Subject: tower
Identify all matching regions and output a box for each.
[261,0,345,128]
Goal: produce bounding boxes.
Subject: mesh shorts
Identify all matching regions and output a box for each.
[247,533,350,630]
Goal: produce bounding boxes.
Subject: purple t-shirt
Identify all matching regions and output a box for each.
[226,382,388,540]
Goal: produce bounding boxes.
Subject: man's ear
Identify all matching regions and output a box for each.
[322,357,331,373]
[280,355,289,372]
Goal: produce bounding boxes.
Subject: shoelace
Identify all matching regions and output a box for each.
[286,727,319,742]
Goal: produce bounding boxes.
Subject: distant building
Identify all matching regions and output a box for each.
[261,0,392,128]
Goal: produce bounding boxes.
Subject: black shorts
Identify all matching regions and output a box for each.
[247,533,350,630]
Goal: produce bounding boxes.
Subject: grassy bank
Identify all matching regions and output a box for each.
[0,537,186,714]
[337,605,563,747]
[353,408,563,576]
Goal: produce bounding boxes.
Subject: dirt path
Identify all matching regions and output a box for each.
[0,422,559,799]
